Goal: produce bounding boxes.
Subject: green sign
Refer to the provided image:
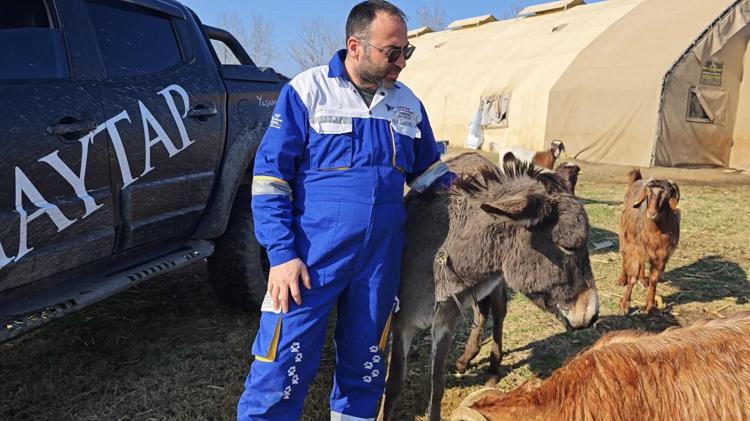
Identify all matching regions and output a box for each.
[701,62,723,86]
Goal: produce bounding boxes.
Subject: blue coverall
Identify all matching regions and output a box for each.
[238,50,453,421]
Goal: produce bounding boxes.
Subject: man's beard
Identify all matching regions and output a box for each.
[357,50,399,89]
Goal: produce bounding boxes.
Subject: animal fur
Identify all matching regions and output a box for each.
[616,169,680,314]
[455,311,750,421]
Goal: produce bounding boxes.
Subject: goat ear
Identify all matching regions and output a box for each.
[668,180,680,212]
[632,187,648,208]
[481,193,547,227]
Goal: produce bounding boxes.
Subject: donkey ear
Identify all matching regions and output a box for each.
[480,193,547,227]
[632,187,648,208]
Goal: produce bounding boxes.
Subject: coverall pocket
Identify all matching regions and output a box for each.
[294,202,341,287]
[389,122,418,174]
[252,312,283,362]
[310,116,353,170]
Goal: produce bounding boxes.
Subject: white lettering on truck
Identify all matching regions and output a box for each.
[0,83,195,269]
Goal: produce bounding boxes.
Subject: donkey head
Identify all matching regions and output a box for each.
[472,161,598,331]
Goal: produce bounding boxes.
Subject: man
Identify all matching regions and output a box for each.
[237,2,453,419]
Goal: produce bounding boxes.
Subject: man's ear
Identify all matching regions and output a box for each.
[480,193,548,228]
[347,37,360,60]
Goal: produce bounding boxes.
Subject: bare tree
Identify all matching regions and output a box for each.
[214,13,277,68]
[415,4,445,30]
[246,15,277,67]
[289,18,341,71]
[500,0,525,19]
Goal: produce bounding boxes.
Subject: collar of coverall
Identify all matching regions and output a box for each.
[327,49,401,89]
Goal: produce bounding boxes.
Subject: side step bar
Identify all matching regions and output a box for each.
[0,240,214,343]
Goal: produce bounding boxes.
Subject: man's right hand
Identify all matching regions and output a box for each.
[268,258,311,313]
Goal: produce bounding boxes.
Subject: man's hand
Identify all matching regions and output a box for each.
[268,258,311,313]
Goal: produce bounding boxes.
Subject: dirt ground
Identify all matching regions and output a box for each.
[2,149,749,421]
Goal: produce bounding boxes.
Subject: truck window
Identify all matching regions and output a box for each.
[0,0,69,80]
[86,0,182,78]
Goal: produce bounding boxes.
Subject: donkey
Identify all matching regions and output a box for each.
[379,153,599,421]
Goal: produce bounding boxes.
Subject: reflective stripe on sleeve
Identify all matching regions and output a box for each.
[408,161,449,193]
[252,175,293,199]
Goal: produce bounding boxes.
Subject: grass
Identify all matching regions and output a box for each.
[2,164,749,420]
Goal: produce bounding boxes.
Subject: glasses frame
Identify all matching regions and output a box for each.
[361,40,416,63]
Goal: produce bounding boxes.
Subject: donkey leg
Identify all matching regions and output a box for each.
[427,301,461,421]
[486,284,507,385]
[378,317,417,421]
[455,298,489,373]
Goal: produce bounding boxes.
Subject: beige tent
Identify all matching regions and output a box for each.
[400,0,750,169]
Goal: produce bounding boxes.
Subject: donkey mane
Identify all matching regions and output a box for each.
[449,160,569,198]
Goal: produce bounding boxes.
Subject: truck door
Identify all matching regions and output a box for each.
[0,0,115,288]
[84,0,226,250]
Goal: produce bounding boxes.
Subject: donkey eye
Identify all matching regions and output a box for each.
[559,246,576,256]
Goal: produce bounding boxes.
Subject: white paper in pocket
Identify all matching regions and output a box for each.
[260,292,282,314]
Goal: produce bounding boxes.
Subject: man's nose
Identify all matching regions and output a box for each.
[394,53,406,69]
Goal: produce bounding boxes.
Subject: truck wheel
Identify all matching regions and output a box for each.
[207,185,269,311]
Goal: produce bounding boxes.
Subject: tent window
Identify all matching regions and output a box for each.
[481,94,510,128]
[687,88,711,123]
[686,86,727,125]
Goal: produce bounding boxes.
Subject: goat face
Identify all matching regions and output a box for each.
[550,140,565,158]
[632,179,680,219]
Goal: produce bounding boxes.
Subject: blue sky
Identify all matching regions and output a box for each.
[181,0,603,76]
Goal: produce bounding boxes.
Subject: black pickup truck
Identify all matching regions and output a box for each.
[0,0,285,342]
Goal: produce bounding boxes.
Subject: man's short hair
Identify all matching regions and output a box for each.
[346,0,406,41]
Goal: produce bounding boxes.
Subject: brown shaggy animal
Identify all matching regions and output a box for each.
[452,311,750,421]
[616,169,680,314]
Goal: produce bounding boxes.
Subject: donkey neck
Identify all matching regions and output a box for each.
[441,194,508,279]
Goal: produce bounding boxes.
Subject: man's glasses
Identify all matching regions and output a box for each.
[362,40,416,63]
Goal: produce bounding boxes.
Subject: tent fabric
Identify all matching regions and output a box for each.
[408,26,433,38]
[400,0,749,168]
[731,40,750,170]
[519,0,586,17]
[402,0,645,157]
[446,14,497,30]
[656,0,750,167]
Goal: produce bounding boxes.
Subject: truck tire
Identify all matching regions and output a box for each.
[207,185,269,311]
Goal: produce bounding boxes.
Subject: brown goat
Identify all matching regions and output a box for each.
[496,140,565,170]
[616,169,680,314]
[452,311,750,421]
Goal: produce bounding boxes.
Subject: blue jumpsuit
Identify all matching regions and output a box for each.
[238,50,452,420]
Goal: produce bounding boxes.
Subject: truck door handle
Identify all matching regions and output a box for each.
[46,117,98,137]
[187,103,218,119]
